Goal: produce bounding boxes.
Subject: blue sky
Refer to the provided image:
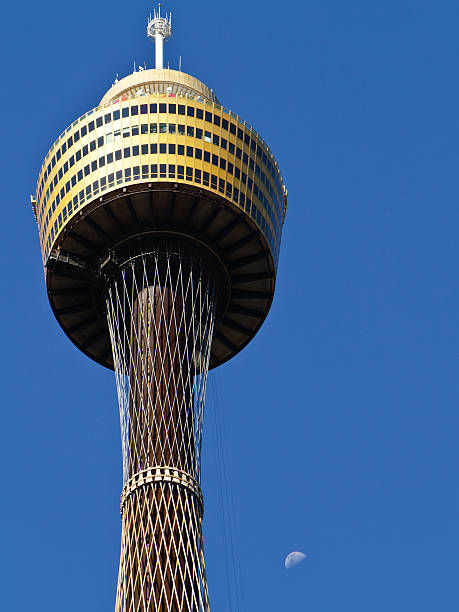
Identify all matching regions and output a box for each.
[1,0,458,610]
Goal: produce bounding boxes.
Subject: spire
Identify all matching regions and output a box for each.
[147,3,172,69]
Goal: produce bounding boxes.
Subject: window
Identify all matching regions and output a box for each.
[99,156,105,167]
[230,123,236,135]
[142,165,149,178]
[107,152,113,164]
[243,153,248,165]
[140,104,148,114]
[213,134,219,145]
[177,144,184,155]
[196,108,203,120]
[122,108,129,118]
[228,162,234,175]
[187,126,194,137]
[204,151,210,162]
[212,154,218,166]
[187,107,194,117]
[177,165,184,178]
[131,126,139,136]
[90,140,96,152]
[220,158,226,170]
[178,105,185,115]
[178,124,185,135]
[160,164,166,177]
[84,165,90,176]
[131,105,138,116]
[151,164,158,177]
[124,147,130,158]
[91,160,97,171]
[113,110,120,120]
[159,143,166,154]
[236,147,242,159]
[186,146,193,157]
[204,131,211,143]
[159,123,167,133]
[228,142,235,154]
[141,144,148,155]
[168,144,176,154]
[168,164,175,177]
[168,104,176,113]
[195,169,201,183]
[115,150,122,161]
[125,168,131,180]
[150,123,157,133]
[211,174,217,189]
[195,148,202,160]
[97,136,104,147]
[186,167,193,180]
[235,167,240,179]
[81,125,87,137]
[205,111,212,123]
[195,128,203,139]
[169,124,176,134]
[104,113,111,124]
[150,103,157,113]
[141,123,148,134]
[83,144,88,156]
[96,117,103,127]
[150,144,157,154]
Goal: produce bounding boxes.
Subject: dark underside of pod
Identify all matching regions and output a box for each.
[46,182,276,369]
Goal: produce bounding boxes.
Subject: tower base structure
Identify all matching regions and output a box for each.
[107,243,217,612]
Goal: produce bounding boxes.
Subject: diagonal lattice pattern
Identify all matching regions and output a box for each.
[106,244,216,612]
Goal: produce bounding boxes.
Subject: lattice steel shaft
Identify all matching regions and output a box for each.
[107,245,215,612]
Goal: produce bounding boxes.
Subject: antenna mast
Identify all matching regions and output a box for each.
[147,3,172,69]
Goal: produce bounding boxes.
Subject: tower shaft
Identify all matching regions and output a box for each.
[107,246,215,612]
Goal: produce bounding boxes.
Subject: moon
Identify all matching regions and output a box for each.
[284,551,306,569]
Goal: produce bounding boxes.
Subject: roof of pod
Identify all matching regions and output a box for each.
[100,69,219,106]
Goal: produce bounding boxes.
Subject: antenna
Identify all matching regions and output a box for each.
[147,3,172,69]
[179,55,182,72]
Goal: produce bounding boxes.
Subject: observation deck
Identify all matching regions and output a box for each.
[34,69,287,369]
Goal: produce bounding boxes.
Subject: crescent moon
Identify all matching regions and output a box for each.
[285,551,306,569]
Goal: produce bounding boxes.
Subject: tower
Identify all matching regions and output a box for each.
[32,5,287,611]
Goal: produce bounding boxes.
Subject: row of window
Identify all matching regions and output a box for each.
[38,123,284,223]
[40,146,282,251]
[38,102,283,204]
[42,164,281,268]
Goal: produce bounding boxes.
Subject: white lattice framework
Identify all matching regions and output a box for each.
[106,245,215,612]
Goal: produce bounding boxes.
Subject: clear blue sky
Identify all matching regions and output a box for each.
[1,1,458,610]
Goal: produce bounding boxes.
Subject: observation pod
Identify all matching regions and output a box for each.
[32,10,287,612]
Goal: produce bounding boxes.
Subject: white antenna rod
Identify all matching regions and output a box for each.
[147,3,172,70]
[179,55,182,72]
